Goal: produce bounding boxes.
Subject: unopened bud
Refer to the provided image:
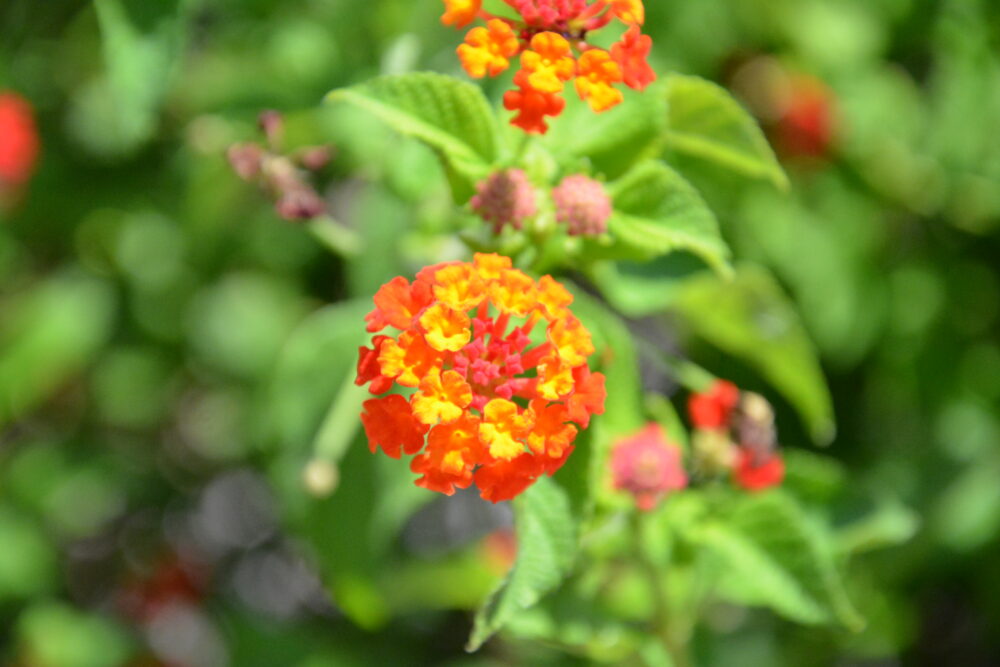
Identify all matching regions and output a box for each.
[275,186,326,220]
[297,146,333,171]
[227,143,264,181]
[470,169,537,233]
[258,110,284,149]
[551,174,611,236]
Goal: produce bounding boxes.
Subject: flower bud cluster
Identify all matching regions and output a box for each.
[227,110,332,221]
[470,170,611,237]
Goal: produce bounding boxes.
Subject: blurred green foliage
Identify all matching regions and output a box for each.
[1,0,999,665]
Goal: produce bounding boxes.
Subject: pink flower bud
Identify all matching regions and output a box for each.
[275,186,325,220]
[551,174,611,236]
[470,169,537,233]
[227,143,264,181]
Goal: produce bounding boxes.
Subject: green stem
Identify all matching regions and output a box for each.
[510,131,533,164]
[307,215,363,257]
[312,371,368,462]
[633,513,692,667]
[633,341,717,393]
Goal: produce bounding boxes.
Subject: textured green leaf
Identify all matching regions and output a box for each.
[547,88,669,180]
[696,492,863,631]
[467,477,577,651]
[673,265,834,444]
[586,160,731,274]
[326,73,498,196]
[664,74,788,190]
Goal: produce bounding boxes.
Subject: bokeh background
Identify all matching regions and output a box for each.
[1,0,999,665]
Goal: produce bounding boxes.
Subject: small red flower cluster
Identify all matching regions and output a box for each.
[610,423,687,511]
[356,253,606,503]
[689,380,785,491]
[442,0,655,133]
[0,92,39,200]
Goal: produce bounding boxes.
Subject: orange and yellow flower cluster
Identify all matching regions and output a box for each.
[442,0,655,133]
[356,253,607,502]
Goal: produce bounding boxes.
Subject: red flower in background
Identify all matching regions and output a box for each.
[688,381,785,492]
[610,423,687,511]
[356,253,606,503]
[734,448,785,491]
[0,92,39,194]
[688,379,739,430]
[775,75,835,159]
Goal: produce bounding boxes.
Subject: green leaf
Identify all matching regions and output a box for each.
[695,492,863,631]
[261,300,370,452]
[547,88,669,180]
[16,602,133,667]
[0,507,57,601]
[585,160,731,275]
[663,74,788,190]
[673,265,835,444]
[838,500,919,556]
[467,477,577,651]
[325,73,499,198]
[567,287,645,509]
[0,274,115,426]
[85,0,184,157]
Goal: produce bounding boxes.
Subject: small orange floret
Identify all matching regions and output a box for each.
[441,0,482,28]
[412,369,474,425]
[433,263,486,312]
[365,276,433,332]
[610,25,656,91]
[480,399,534,460]
[536,354,575,400]
[419,303,472,352]
[356,335,393,394]
[503,72,566,135]
[412,415,483,494]
[489,266,538,316]
[519,32,577,94]
[566,365,607,428]
[476,453,540,503]
[473,252,513,281]
[609,0,645,25]
[536,275,574,319]
[526,399,577,468]
[361,395,428,459]
[378,331,439,387]
[548,316,595,366]
[575,50,624,112]
[457,19,520,78]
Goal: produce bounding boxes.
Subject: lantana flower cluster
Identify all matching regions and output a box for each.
[356,253,607,502]
[689,380,785,491]
[442,0,655,133]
